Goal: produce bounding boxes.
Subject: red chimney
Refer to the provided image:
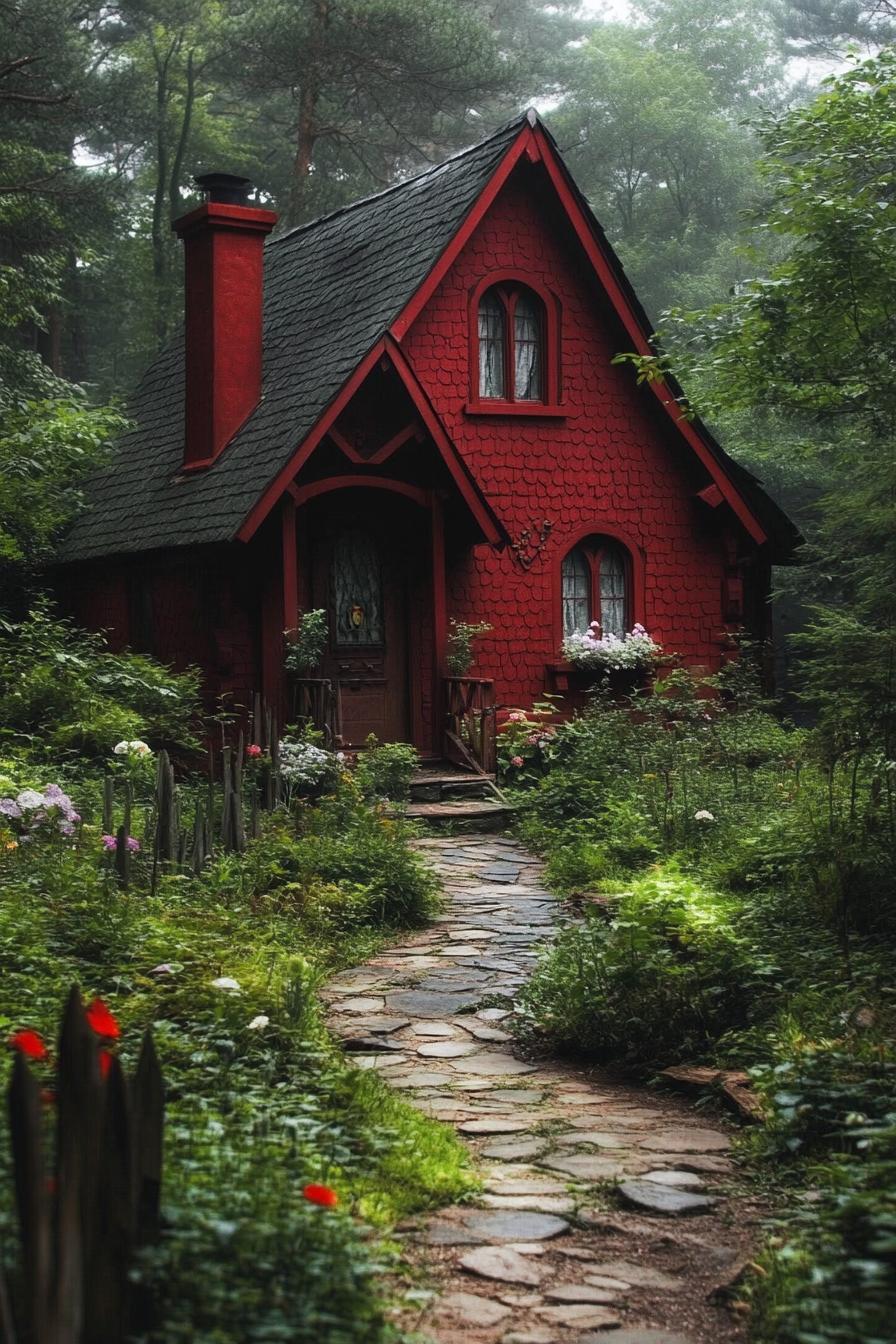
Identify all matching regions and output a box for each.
[172,173,277,471]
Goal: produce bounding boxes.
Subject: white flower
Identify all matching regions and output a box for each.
[211,976,241,992]
[129,740,152,756]
[562,625,660,672]
[694,810,716,823]
[247,1015,269,1030]
[113,741,130,755]
[16,789,44,810]
[150,963,176,976]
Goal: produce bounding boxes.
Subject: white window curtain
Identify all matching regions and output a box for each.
[514,292,543,400]
[599,545,627,636]
[478,291,506,398]
[562,548,591,635]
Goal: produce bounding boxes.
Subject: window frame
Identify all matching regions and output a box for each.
[554,527,646,658]
[467,272,563,415]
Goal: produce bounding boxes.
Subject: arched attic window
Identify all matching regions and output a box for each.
[477,282,546,403]
[561,538,630,637]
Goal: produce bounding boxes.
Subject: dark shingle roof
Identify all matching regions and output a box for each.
[60,111,798,564]
[60,116,526,562]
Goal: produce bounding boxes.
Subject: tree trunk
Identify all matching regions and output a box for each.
[285,0,329,227]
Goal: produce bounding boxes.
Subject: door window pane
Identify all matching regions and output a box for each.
[331,529,384,645]
[562,547,591,635]
[478,291,506,398]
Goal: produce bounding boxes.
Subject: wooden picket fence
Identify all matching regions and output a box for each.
[1,987,164,1344]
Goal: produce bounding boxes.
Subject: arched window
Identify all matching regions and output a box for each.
[561,539,631,637]
[476,283,545,402]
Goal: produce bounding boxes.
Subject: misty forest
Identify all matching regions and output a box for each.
[1,2,896,1342]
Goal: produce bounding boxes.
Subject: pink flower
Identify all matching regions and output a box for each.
[511,756,524,767]
[101,834,117,851]
[247,744,263,758]
[507,711,525,723]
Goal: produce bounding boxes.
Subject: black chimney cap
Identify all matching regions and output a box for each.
[194,172,254,206]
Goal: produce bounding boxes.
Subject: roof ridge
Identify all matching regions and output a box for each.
[269,110,532,248]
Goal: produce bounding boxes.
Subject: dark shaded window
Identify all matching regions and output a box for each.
[476,283,546,402]
[561,540,631,637]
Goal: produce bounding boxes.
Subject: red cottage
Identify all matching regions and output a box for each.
[56,113,796,762]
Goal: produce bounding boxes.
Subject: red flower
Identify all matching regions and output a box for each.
[9,1029,48,1061]
[303,1183,339,1208]
[246,744,263,758]
[85,998,121,1040]
[99,1048,114,1079]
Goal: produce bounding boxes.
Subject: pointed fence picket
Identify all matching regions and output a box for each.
[1,988,164,1344]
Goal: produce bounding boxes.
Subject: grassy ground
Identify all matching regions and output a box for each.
[0,786,476,1342]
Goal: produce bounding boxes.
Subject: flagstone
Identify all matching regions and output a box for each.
[458,1246,545,1287]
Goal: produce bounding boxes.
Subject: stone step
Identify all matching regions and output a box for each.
[403,798,514,833]
[409,766,498,803]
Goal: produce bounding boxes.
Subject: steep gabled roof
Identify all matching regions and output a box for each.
[59,116,525,562]
[59,111,798,564]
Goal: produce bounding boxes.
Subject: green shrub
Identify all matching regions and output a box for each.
[750,1129,896,1344]
[445,618,492,676]
[354,735,418,802]
[521,866,770,1065]
[284,608,328,675]
[0,606,201,762]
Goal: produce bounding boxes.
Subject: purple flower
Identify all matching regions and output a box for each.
[0,799,21,819]
[101,834,117,851]
[126,837,141,853]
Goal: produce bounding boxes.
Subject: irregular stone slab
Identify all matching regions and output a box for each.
[462,1211,569,1242]
[420,1221,486,1246]
[481,1194,577,1214]
[410,1022,457,1037]
[389,1070,455,1088]
[459,1246,545,1287]
[482,1139,547,1161]
[539,1153,628,1181]
[417,1041,480,1058]
[386,990,477,1016]
[450,1052,536,1076]
[485,1089,544,1105]
[554,1129,628,1149]
[639,1127,730,1153]
[332,996,385,1013]
[638,1152,732,1174]
[344,1015,410,1034]
[436,1292,511,1327]
[617,1180,720,1216]
[536,1304,621,1328]
[465,1025,513,1042]
[458,1118,531,1135]
[585,1260,683,1291]
[341,1036,407,1052]
[545,1284,620,1304]
[500,1332,554,1344]
[351,1053,409,1070]
[580,1332,696,1344]
[484,1177,568,1196]
[640,1170,706,1189]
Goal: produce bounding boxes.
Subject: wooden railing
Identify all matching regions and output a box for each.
[443,677,497,775]
[3,987,163,1344]
[288,676,340,746]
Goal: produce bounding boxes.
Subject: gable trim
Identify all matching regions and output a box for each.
[236,336,506,547]
[389,120,768,548]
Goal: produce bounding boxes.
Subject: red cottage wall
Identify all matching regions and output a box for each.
[403,171,743,710]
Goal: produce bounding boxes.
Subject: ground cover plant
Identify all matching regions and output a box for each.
[502,654,896,1342]
[0,732,472,1342]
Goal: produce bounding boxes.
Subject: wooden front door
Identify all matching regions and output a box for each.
[312,517,410,746]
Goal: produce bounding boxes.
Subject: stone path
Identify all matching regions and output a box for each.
[323,835,762,1344]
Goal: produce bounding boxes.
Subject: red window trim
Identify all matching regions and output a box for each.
[468,271,561,412]
[553,524,646,655]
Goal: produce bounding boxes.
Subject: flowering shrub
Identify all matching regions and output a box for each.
[0,783,81,838]
[445,618,493,676]
[497,702,560,782]
[278,739,339,797]
[562,622,661,672]
[284,609,328,674]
